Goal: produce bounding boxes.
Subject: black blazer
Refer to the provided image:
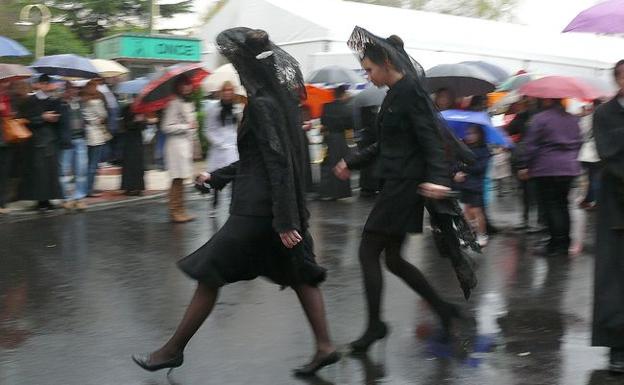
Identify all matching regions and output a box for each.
[346,76,450,186]
[210,92,310,233]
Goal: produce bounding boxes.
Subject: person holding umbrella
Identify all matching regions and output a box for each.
[453,124,491,247]
[0,81,14,213]
[18,74,64,211]
[201,81,241,212]
[58,81,88,210]
[161,74,197,223]
[518,98,582,257]
[319,84,353,200]
[591,59,624,374]
[81,80,111,198]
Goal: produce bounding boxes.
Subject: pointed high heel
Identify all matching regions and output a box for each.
[439,303,466,341]
[293,350,341,377]
[132,352,184,372]
[349,322,389,355]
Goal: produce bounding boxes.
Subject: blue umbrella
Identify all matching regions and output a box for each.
[31,54,99,79]
[441,109,513,148]
[116,77,150,95]
[0,36,30,57]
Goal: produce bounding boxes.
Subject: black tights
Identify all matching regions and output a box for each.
[359,231,451,329]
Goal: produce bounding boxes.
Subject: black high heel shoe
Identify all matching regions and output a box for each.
[439,303,465,341]
[293,351,341,377]
[349,322,389,355]
[132,352,184,374]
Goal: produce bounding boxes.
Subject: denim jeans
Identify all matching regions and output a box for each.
[61,139,89,200]
[87,144,104,194]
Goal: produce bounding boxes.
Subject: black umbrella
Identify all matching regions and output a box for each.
[352,86,387,108]
[460,61,510,84]
[31,54,100,79]
[307,65,365,85]
[425,63,497,97]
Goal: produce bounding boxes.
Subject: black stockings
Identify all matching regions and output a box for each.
[359,231,452,330]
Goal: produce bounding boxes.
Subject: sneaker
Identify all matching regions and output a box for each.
[75,201,87,211]
[477,234,489,248]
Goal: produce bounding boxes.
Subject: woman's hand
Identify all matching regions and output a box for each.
[196,172,211,184]
[418,182,451,200]
[453,172,466,183]
[280,229,303,249]
[517,169,530,181]
[333,159,351,181]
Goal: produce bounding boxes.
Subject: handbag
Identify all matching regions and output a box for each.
[1,117,31,143]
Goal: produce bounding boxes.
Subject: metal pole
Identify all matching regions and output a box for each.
[19,4,51,58]
[149,0,160,34]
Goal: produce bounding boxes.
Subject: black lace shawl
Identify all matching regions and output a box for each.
[216,27,310,231]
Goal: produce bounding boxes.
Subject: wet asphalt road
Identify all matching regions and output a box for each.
[0,191,622,385]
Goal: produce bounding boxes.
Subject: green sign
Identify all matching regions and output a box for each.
[95,34,201,62]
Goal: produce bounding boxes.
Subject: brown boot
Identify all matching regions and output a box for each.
[170,179,195,223]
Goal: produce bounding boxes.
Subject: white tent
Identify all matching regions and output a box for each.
[200,0,622,86]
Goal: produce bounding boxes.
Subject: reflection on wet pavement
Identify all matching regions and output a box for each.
[0,195,620,384]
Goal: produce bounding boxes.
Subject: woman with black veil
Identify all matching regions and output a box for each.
[132,28,338,377]
[334,27,478,354]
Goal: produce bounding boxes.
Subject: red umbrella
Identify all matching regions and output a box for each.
[132,64,210,114]
[519,76,605,100]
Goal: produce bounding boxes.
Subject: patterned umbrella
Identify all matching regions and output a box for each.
[0,36,30,57]
[132,64,209,114]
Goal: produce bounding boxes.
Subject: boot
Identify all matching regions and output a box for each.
[169,179,195,223]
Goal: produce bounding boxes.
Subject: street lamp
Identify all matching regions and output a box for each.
[15,4,51,59]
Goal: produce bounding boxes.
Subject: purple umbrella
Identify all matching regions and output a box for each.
[563,0,624,34]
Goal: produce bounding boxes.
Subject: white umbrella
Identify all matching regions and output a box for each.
[203,63,246,96]
[91,59,129,78]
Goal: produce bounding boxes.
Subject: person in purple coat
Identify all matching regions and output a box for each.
[519,99,582,257]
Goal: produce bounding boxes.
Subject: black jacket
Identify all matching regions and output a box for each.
[58,99,85,149]
[321,100,353,133]
[346,76,450,186]
[209,92,310,233]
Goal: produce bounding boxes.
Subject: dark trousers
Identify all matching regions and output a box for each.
[582,162,602,204]
[535,176,574,252]
[521,179,546,226]
[0,146,13,208]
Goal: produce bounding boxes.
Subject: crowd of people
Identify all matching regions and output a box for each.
[0,75,134,212]
[1,25,622,378]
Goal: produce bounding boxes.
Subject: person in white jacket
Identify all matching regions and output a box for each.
[162,75,197,223]
[81,80,111,197]
[202,81,241,210]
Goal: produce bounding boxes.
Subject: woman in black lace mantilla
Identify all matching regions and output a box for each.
[132,28,338,377]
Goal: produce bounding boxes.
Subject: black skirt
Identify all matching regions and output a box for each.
[460,190,484,207]
[364,179,424,236]
[177,215,326,288]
